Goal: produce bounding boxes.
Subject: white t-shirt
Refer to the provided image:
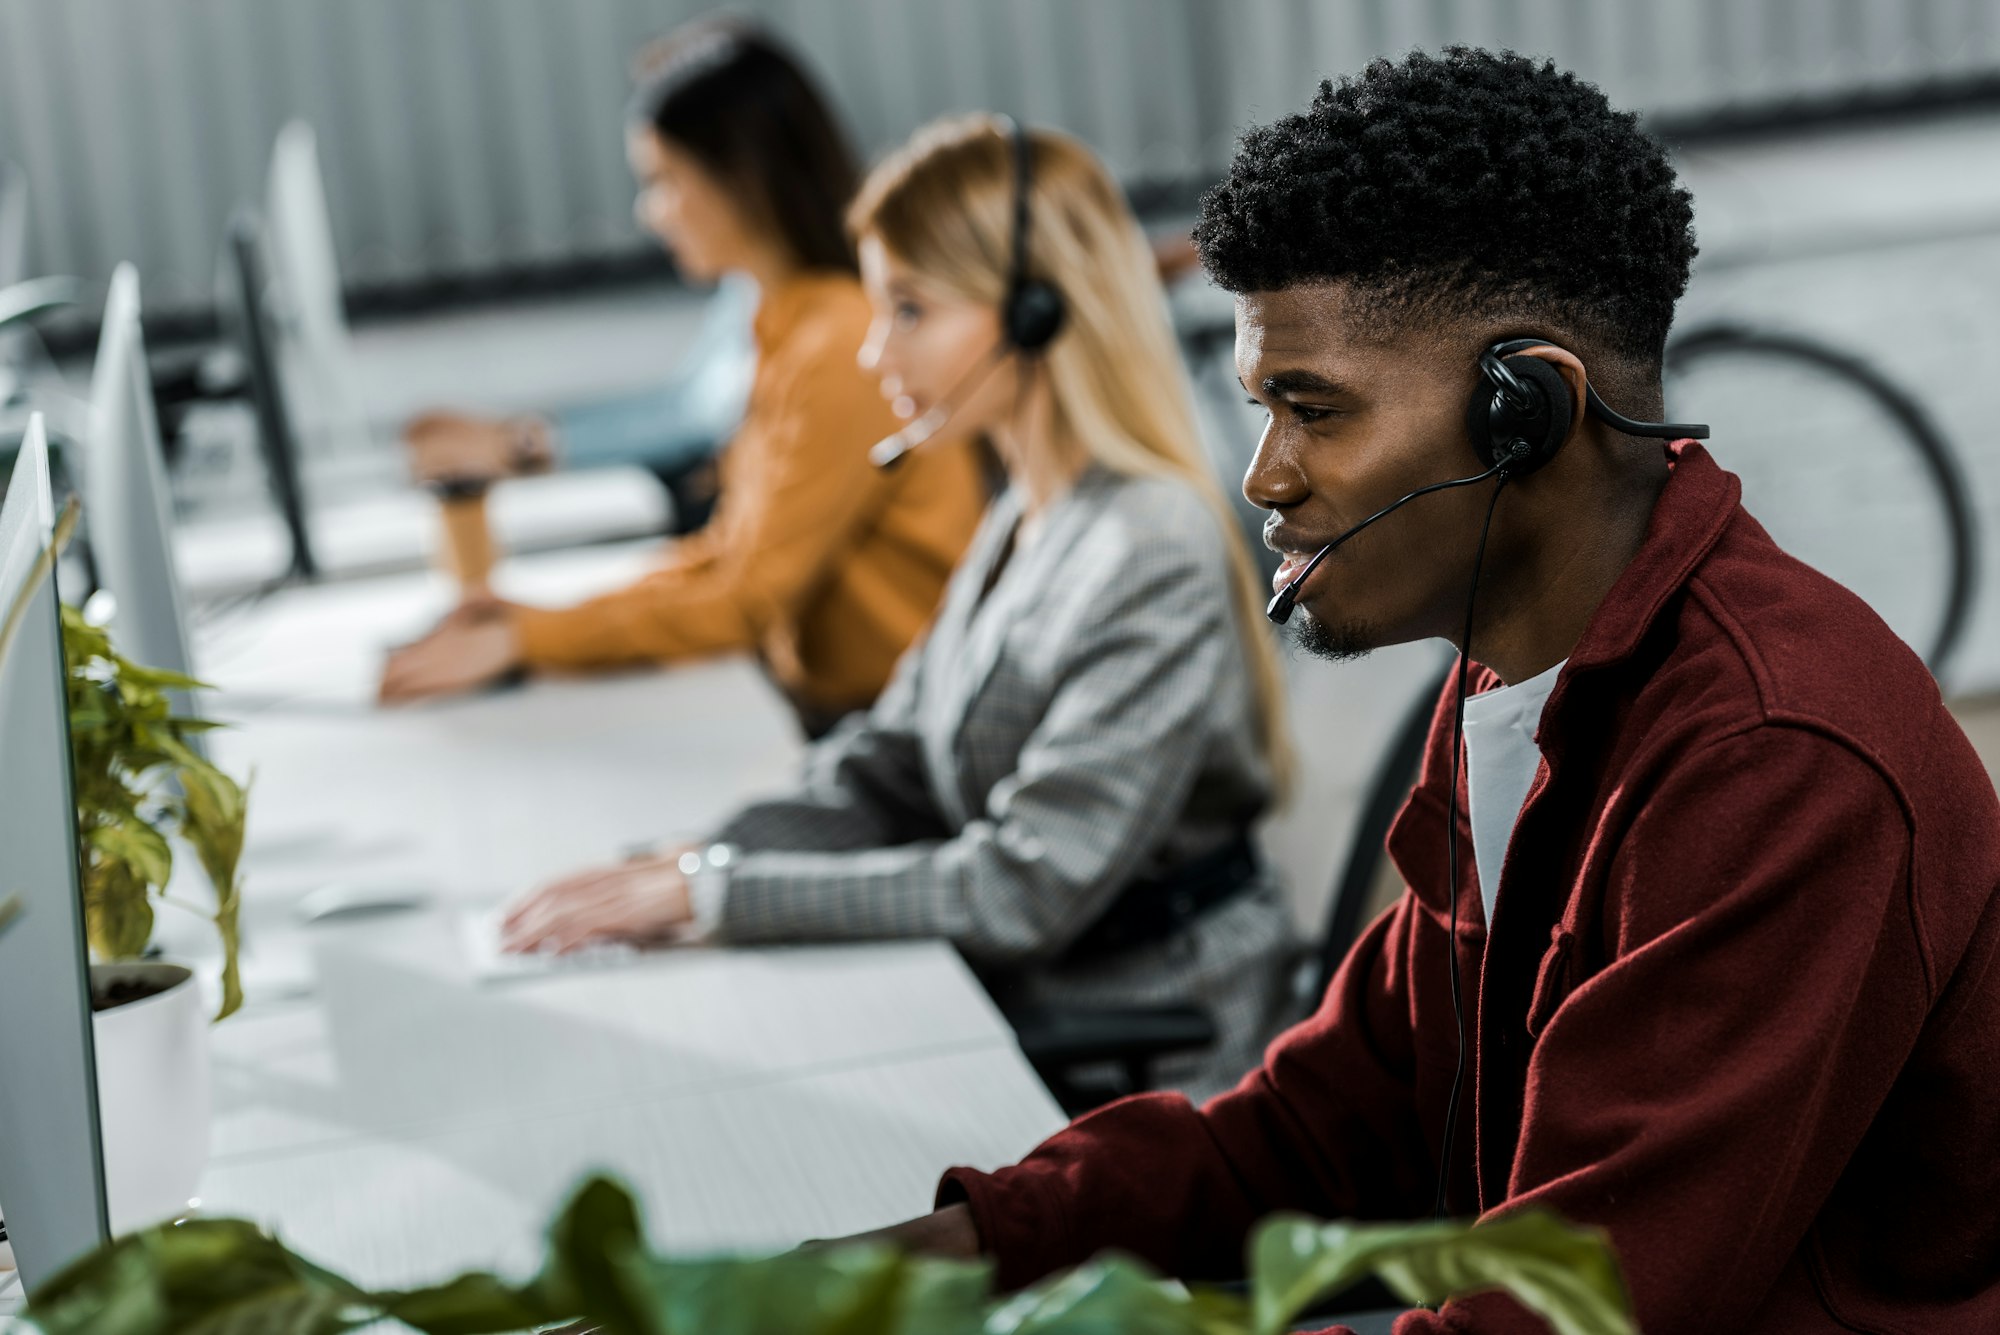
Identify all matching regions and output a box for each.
[1461,659,1565,926]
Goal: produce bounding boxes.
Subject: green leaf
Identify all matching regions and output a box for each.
[89,818,175,890]
[625,1246,992,1335]
[83,857,156,961]
[24,1217,374,1335]
[530,1176,655,1335]
[1248,1210,1635,1335]
[209,880,244,1023]
[885,1254,991,1335]
[373,1271,557,1334]
[177,760,247,892]
[165,742,249,1021]
[986,1256,1243,1334]
[59,601,111,664]
[116,661,213,693]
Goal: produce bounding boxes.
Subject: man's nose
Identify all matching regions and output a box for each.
[1242,422,1303,512]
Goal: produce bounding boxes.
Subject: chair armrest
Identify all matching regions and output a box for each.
[0,277,83,332]
[1004,1000,1218,1072]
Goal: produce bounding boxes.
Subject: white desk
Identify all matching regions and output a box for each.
[118,544,1066,1291]
[175,466,672,599]
[200,923,1059,1289]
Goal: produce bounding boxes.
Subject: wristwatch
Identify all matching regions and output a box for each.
[508,416,556,475]
[676,842,739,937]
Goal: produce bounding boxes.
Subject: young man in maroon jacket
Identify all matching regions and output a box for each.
[849,48,2000,1334]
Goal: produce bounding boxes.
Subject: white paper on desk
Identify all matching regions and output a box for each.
[457,907,642,983]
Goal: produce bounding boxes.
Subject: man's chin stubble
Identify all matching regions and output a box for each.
[1292,610,1376,662]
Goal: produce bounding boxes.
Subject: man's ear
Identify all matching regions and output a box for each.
[1511,345,1589,449]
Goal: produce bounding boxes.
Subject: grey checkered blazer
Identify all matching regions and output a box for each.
[710,465,1300,1099]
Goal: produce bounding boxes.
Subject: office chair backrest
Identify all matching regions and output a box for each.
[1309,665,1447,1005]
[0,162,28,290]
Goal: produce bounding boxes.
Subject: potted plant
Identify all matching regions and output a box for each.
[20,1175,1637,1334]
[56,601,250,1236]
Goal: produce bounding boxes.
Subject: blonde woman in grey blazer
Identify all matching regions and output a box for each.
[503,116,1299,1098]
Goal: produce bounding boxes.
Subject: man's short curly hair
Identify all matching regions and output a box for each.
[1193,48,1696,365]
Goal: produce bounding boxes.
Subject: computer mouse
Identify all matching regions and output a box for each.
[295,882,434,924]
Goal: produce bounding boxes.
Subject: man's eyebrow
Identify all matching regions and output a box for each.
[1257,369,1352,399]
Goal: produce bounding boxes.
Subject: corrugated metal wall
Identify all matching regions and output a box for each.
[4,0,1997,316]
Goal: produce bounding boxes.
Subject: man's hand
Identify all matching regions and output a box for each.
[377,609,523,703]
[810,1204,982,1261]
[404,411,553,485]
[500,850,697,955]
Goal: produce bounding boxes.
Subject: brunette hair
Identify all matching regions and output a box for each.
[631,18,860,273]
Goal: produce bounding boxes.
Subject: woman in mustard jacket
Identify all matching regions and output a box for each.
[378,19,984,735]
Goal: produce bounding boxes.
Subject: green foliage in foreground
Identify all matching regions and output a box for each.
[25,1176,1635,1335]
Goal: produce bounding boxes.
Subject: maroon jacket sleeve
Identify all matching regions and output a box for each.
[938,856,1444,1286]
[941,722,1924,1334]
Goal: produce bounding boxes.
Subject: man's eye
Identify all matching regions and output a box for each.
[894,301,922,328]
[1246,396,1335,425]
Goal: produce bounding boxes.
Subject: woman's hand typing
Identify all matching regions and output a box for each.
[500,849,696,955]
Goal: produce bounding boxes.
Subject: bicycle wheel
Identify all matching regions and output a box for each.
[1663,323,1977,679]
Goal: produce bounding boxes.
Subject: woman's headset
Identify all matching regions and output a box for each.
[868,116,1067,469]
[1000,116,1066,353]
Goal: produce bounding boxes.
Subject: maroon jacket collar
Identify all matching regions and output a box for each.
[1395,440,1740,920]
[1564,440,1739,676]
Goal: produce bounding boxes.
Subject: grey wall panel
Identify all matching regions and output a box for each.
[2,0,1995,316]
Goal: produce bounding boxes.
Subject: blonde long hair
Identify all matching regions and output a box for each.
[851,115,1291,794]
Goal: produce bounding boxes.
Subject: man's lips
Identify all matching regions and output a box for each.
[1266,525,1335,593]
[1272,551,1312,593]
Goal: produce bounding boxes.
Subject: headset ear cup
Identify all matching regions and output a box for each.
[1005,279,1067,352]
[1507,356,1574,473]
[1466,353,1574,474]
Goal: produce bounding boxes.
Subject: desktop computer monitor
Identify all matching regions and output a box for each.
[221,209,317,581]
[266,121,371,458]
[86,264,198,706]
[0,414,111,1294]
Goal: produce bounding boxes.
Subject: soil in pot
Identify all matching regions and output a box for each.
[91,972,177,1012]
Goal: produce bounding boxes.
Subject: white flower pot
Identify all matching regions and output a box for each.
[90,962,211,1235]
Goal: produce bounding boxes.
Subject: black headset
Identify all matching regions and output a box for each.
[1467,337,1708,475]
[1269,341,1709,622]
[1001,116,1067,353]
